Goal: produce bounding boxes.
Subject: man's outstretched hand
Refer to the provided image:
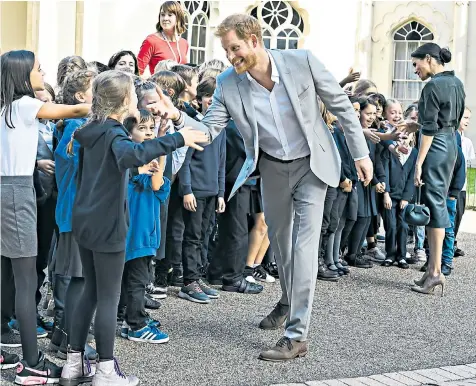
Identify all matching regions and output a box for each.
[355,157,373,187]
[146,86,181,121]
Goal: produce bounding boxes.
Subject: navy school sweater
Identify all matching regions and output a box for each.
[72,118,184,253]
[332,122,358,183]
[178,130,226,199]
[381,147,417,202]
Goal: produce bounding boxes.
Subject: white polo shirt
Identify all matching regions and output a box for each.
[1,96,44,176]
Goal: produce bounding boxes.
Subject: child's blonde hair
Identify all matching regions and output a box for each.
[67,70,133,155]
[154,59,178,74]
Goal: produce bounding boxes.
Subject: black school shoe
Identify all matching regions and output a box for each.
[264,262,279,279]
[144,294,161,310]
[397,259,409,269]
[454,248,465,257]
[222,278,263,294]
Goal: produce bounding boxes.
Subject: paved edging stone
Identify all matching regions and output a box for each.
[271,364,476,386]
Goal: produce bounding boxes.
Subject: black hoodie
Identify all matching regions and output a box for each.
[72,118,184,253]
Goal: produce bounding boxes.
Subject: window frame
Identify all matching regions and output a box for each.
[391,21,434,106]
[251,1,304,50]
[181,0,210,65]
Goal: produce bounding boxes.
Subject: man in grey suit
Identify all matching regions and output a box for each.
[150,13,373,361]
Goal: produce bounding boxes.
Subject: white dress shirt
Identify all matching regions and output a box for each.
[246,53,310,161]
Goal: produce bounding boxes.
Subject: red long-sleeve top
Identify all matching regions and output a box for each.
[137,33,189,75]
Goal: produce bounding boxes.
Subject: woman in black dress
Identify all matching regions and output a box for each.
[409,43,465,295]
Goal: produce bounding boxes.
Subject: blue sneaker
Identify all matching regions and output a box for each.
[120,321,129,338]
[8,319,48,339]
[146,316,161,328]
[37,315,53,332]
[198,279,219,299]
[128,324,169,344]
[178,281,210,304]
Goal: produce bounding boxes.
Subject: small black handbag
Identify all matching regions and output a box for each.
[403,186,430,226]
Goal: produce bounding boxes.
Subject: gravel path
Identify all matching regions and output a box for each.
[2,232,475,386]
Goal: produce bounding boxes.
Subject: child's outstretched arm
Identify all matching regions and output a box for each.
[37,102,90,120]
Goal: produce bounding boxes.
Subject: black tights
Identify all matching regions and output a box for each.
[346,217,372,256]
[69,247,124,360]
[1,255,38,366]
[62,277,85,343]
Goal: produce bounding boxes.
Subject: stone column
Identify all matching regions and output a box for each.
[453,1,469,84]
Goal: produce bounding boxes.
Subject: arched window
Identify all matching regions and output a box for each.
[392,21,434,106]
[181,0,210,65]
[250,1,304,50]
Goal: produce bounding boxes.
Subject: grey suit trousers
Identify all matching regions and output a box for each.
[260,156,327,341]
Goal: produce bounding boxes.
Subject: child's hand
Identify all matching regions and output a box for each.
[138,163,153,175]
[37,160,55,176]
[397,143,409,155]
[375,182,385,193]
[216,197,226,213]
[156,113,169,138]
[383,192,392,210]
[400,200,408,210]
[183,193,197,212]
[363,129,380,144]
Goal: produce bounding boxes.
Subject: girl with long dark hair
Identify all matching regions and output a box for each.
[1,50,90,385]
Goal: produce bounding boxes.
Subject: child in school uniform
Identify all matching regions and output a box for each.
[49,69,98,361]
[440,136,465,276]
[147,72,191,290]
[343,98,386,269]
[60,70,206,386]
[328,97,361,276]
[177,91,227,304]
[1,50,90,385]
[120,109,171,343]
[380,133,417,269]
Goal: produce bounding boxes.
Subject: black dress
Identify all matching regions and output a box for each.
[418,71,465,228]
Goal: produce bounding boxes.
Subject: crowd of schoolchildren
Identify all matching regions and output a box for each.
[0,46,474,385]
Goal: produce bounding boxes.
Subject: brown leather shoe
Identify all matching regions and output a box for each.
[259,302,289,330]
[258,337,308,362]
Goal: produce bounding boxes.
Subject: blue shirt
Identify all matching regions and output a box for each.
[125,174,171,262]
[55,118,86,233]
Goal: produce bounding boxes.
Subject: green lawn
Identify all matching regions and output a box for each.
[467,167,476,209]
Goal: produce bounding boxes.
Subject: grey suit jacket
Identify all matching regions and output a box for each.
[182,49,369,198]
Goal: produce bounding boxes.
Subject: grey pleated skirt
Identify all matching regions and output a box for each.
[53,232,83,278]
[421,128,457,228]
[1,176,37,258]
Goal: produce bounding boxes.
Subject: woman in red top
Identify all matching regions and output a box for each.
[138,1,189,76]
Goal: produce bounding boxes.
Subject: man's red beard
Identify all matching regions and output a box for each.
[232,53,258,74]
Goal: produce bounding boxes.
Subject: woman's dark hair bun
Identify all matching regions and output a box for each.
[439,48,452,64]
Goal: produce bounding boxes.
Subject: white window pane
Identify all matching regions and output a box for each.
[198,50,205,64]
[199,25,206,47]
[191,24,199,46]
[408,82,420,101]
[407,41,419,56]
[392,81,406,100]
[395,43,406,60]
[393,61,406,79]
[406,61,419,80]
